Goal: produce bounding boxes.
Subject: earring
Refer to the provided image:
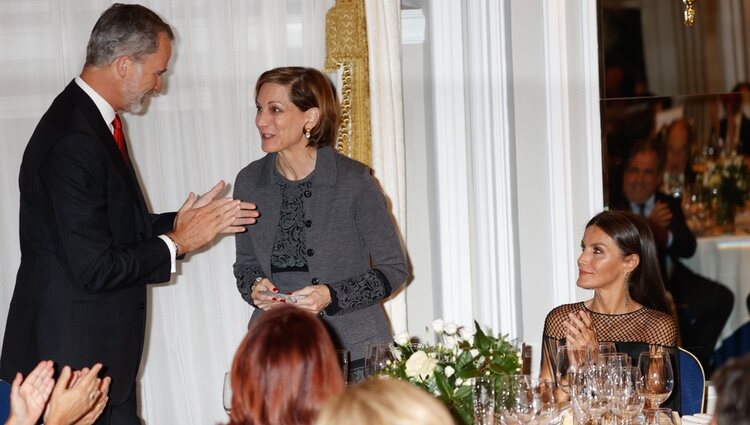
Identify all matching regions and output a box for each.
[304,127,311,139]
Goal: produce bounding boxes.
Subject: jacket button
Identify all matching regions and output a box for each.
[306,248,315,256]
[303,189,312,198]
[311,277,319,285]
[305,219,312,228]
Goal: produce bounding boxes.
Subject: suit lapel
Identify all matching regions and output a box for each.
[66,82,152,234]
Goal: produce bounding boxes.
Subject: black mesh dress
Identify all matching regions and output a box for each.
[541,302,682,413]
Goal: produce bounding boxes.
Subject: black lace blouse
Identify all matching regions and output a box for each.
[541,302,682,413]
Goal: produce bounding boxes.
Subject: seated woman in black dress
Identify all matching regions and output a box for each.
[539,210,680,411]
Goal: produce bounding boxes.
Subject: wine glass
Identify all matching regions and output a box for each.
[610,366,645,425]
[638,351,674,409]
[554,345,592,394]
[532,377,558,424]
[592,342,616,366]
[569,366,609,424]
[472,376,496,425]
[643,407,676,424]
[364,342,395,377]
[222,372,232,414]
[336,349,350,385]
[497,374,534,425]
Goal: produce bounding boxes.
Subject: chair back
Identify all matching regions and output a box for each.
[0,379,10,424]
[678,347,705,415]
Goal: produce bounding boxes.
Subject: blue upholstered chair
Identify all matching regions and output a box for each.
[679,347,705,415]
[0,378,10,424]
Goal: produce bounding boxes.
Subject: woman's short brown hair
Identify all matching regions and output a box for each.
[229,306,344,425]
[255,66,341,149]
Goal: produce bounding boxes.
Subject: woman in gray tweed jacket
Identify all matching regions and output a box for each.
[233,67,407,381]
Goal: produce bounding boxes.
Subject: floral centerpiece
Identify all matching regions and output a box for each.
[380,320,521,425]
[703,153,748,226]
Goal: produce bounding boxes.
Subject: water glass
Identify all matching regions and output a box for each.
[473,376,496,425]
[336,349,350,385]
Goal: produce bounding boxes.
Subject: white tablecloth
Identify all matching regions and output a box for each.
[682,235,750,344]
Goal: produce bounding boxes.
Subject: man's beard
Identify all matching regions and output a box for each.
[121,66,151,114]
[123,87,150,114]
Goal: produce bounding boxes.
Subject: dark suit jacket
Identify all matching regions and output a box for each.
[720,114,750,156]
[0,80,175,405]
[612,191,697,286]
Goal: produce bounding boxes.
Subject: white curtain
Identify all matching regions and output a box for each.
[364,0,408,334]
[0,1,333,424]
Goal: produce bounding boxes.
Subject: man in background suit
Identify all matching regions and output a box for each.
[614,138,733,374]
[0,4,258,424]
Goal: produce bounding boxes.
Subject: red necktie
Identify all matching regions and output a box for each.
[112,114,127,162]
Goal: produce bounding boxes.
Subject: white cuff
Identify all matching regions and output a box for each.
[158,235,177,273]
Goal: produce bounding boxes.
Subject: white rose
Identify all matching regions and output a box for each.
[443,335,457,349]
[432,319,445,334]
[455,378,464,386]
[444,365,455,378]
[444,322,458,335]
[459,326,475,342]
[394,332,410,346]
[405,350,439,381]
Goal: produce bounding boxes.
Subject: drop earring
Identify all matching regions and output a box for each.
[304,127,311,139]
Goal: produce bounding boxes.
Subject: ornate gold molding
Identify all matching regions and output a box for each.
[324,0,372,167]
[683,0,697,27]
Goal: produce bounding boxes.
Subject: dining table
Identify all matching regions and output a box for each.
[681,233,750,368]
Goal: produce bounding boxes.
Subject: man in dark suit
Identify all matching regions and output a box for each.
[614,138,733,374]
[0,5,258,424]
[719,83,750,155]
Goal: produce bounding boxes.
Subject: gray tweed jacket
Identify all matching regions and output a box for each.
[233,146,407,361]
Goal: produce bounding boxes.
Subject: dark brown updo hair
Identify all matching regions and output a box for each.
[255,66,341,148]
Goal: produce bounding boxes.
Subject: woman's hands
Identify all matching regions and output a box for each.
[250,277,331,314]
[563,310,598,349]
[292,285,331,314]
[250,277,280,311]
[6,360,55,425]
[44,363,110,425]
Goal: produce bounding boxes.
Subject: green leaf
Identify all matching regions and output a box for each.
[434,370,454,399]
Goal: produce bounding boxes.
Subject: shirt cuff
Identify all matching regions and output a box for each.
[158,234,177,273]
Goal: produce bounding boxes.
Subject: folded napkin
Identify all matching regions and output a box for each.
[681,414,712,424]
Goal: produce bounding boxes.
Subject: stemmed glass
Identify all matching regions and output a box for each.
[569,366,609,425]
[472,376,496,425]
[364,342,395,377]
[497,374,534,425]
[555,345,592,395]
[637,351,674,410]
[610,366,645,425]
[336,349,350,385]
[222,372,232,414]
[643,408,676,425]
[532,377,558,424]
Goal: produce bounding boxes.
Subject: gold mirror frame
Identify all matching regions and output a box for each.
[324,0,372,167]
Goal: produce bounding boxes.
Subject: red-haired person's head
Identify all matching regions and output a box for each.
[229,305,344,425]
